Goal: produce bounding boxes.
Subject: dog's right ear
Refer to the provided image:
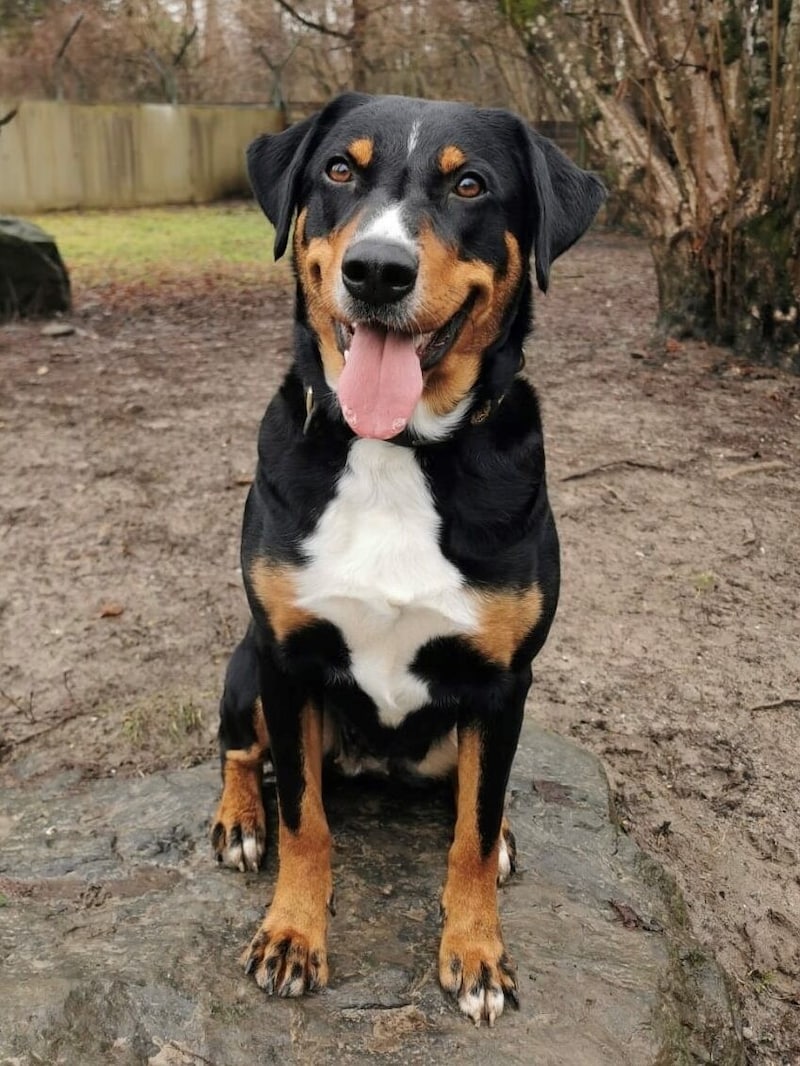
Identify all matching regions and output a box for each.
[247,93,371,260]
[526,130,606,293]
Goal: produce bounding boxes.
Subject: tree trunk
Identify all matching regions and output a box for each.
[351,0,369,92]
[508,0,800,369]
[653,200,800,367]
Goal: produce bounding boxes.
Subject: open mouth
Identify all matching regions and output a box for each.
[331,295,476,442]
[334,294,474,373]
[331,296,475,442]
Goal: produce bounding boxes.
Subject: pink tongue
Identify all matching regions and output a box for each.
[338,324,423,440]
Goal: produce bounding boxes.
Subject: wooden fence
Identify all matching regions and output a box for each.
[0,100,282,213]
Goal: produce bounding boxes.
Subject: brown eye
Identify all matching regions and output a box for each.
[454,173,485,199]
[326,157,353,184]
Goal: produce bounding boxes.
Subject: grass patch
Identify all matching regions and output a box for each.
[122,692,208,750]
[30,202,289,300]
[692,571,717,594]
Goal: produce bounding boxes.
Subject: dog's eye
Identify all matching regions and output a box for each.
[454,173,486,199]
[326,158,354,184]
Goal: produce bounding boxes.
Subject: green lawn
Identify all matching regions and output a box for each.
[30,202,287,288]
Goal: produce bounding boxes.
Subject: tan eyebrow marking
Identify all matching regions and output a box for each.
[347,137,374,168]
[438,145,467,174]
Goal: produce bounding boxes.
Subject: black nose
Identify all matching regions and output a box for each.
[341,239,418,306]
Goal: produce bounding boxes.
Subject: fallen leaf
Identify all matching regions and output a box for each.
[665,337,683,353]
[99,603,124,618]
[608,899,664,932]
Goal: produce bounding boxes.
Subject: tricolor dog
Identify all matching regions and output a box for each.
[211,93,605,1026]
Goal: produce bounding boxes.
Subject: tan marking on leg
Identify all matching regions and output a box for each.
[418,230,523,416]
[451,770,515,885]
[413,728,458,779]
[467,584,543,667]
[438,145,466,174]
[223,696,269,764]
[348,137,374,168]
[243,703,333,996]
[439,730,517,1026]
[250,560,315,643]
[212,699,269,871]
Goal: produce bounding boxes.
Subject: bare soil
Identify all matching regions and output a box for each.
[1,231,798,1064]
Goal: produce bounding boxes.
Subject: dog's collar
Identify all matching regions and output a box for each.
[302,386,504,447]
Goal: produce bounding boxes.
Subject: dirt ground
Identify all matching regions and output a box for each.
[1,230,798,1064]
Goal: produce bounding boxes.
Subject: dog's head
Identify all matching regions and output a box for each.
[248,94,605,442]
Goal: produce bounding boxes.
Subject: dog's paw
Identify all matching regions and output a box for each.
[242,917,328,996]
[497,820,517,885]
[210,763,266,872]
[439,928,518,1027]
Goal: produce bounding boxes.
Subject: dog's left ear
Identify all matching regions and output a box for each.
[247,92,371,259]
[527,130,606,292]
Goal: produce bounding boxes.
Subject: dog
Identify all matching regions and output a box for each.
[211,92,605,1027]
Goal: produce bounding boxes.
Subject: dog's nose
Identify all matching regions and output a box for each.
[341,240,418,306]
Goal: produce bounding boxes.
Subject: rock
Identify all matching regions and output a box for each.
[0,216,71,320]
[40,321,76,337]
[0,724,744,1065]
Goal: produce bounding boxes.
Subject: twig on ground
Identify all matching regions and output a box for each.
[5,706,91,748]
[719,459,791,480]
[63,670,75,704]
[561,459,675,482]
[749,698,800,713]
[0,687,35,723]
[599,481,631,506]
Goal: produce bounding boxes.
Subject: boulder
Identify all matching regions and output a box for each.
[0,723,744,1064]
[0,215,71,320]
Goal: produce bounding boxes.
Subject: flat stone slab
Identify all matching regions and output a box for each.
[0,724,743,1065]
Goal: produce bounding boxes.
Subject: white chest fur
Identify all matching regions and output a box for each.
[295,439,477,725]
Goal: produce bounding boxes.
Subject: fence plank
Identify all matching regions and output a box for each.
[0,101,282,213]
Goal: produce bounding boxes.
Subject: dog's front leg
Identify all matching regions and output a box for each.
[439,676,527,1027]
[243,656,332,996]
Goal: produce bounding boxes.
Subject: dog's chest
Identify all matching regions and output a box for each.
[295,440,477,724]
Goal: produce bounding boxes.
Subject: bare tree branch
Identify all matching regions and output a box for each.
[273,0,351,42]
[53,11,85,100]
[55,12,85,62]
[172,24,198,69]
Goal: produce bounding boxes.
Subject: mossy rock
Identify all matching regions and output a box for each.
[0,216,71,320]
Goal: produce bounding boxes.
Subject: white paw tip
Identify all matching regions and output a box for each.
[283,976,305,997]
[242,835,260,870]
[459,985,505,1027]
[486,987,505,1024]
[497,839,512,883]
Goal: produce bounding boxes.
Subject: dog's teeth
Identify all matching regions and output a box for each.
[344,348,350,363]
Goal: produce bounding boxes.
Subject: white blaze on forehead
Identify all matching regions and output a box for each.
[358,203,414,248]
[407,119,421,155]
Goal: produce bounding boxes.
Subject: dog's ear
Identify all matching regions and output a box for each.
[247,92,371,260]
[526,130,606,292]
